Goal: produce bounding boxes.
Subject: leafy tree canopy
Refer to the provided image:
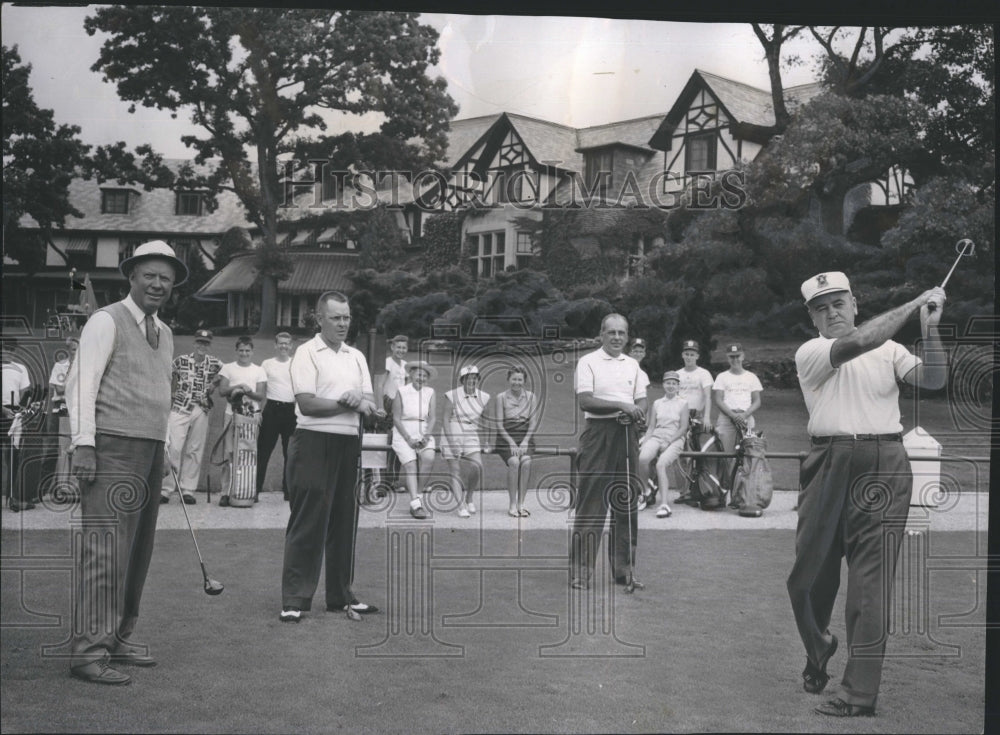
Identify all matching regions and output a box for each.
[85,7,457,335]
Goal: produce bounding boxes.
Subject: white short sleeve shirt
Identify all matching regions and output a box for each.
[291,335,373,435]
[261,357,295,402]
[575,348,650,420]
[796,337,920,436]
[712,370,763,412]
[677,366,713,414]
[218,362,268,416]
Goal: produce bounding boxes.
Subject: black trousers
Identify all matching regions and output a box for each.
[570,419,639,582]
[256,401,296,495]
[281,429,361,610]
[786,437,911,709]
[1,414,24,504]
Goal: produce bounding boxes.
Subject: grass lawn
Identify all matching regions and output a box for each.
[0,528,986,734]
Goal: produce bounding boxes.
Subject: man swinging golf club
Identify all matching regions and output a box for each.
[788,271,948,718]
[570,313,648,591]
[65,240,186,685]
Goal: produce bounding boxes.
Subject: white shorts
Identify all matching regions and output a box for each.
[441,425,481,460]
[391,430,436,465]
[639,436,684,467]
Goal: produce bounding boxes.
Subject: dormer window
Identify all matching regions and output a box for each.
[101,189,131,214]
[584,149,614,197]
[175,191,205,216]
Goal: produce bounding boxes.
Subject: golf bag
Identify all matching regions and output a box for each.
[730,431,773,513]
[686,421,727,511]
[227,412,259,507]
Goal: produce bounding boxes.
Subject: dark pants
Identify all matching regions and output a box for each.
[570,419,639,582]
[786,437,911,709]
[1,414,23,504]
[71,433,163,667]
[281,429,361,610]
[256,401,296,495]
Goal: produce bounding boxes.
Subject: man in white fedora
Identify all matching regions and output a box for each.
[66,240,187,684]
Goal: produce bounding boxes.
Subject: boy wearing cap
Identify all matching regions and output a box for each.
[66,240,185,684]
[712,343,763,487]
[677,340,714,430]
[162,329,223,504]
[788,272,947,718]
[636,371,689,518]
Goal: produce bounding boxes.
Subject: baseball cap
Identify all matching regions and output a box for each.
[681,340,699,353]
[194,329,213,343]
[726,343,744,357]
[630,338,646,349]
[458,365,480,379]
[801,271,852,304]
[661,370,680,382]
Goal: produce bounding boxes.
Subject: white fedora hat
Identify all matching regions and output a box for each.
[120,240,189,286]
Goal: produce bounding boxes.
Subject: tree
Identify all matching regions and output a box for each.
[2,45,91,271]
[85,7,457,336]
[357,204,406,271]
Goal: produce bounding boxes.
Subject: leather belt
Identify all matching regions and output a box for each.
[268,400,296,406]
[811,433,902,444]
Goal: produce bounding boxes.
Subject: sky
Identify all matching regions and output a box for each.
[2,6,824,160]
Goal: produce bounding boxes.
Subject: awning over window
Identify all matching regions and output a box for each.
[288,230,311,246]
[65,237,94,254]
[315,227,341,244]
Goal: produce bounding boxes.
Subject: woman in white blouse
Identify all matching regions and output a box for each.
[441,365,490,518]
[391,361,437,519]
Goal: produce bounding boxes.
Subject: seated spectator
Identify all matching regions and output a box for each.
[637,371,689,518]
[495,365,538,518]
[441,365,490,518]
[712,343,763,487]
[391,361,436,519]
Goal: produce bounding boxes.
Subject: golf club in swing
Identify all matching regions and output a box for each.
[928,238,974,311]
[167,462,224,596]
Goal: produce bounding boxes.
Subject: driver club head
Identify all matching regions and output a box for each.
[956,238,976,256]
[204,578,225,596]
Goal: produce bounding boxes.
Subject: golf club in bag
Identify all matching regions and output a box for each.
[680,419,728,511]
[167,462,224,596]
[616,412,643,593]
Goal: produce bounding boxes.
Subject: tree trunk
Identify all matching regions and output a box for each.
[256,274,278,339]
[818,190,847,236]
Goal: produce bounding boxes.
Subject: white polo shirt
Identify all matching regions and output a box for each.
[575,347,649,420]
[290,334,373,435]
[796,336,920,436]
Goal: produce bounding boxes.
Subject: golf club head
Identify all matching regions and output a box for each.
[956,238,975,256]
[204,578,224,596]
[345,606,363,622]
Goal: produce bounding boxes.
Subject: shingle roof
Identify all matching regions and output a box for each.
[18,159,252,234]
[576,115,663,152]
[197,250,361,296]
[649,69,824,150]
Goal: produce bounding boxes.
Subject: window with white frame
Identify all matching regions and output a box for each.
[469,232,506,278]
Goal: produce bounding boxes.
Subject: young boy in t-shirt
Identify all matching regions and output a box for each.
[636,371,689,518]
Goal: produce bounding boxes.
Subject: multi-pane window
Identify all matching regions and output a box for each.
[515,232,534,270]
[469,232,506,278]
[584,149,613,197]
[175,192,204,216]
[101,190,130,214]
[684,133,717,172]
[118,239,143,263]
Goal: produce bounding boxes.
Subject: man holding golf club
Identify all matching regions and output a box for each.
[280,290,380,623]
[788,271,948,718]
[66,240,186,685]
[570,313,648,591]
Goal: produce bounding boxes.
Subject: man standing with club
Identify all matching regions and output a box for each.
[162,329,222,505]
[570,313,648,590]
[2,338,34,511]
[280,291,379,622]
[66,240,186,685]
[788,271,947,717]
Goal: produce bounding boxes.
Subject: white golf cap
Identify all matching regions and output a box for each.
[801,271,851,304]
[458,365,480,379]
[119,240,189,286]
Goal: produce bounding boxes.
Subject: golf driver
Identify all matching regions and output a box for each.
[928,238,974,311]
[168,463,224,595]
[617,412,642,593]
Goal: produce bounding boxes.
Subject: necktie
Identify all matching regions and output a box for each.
[144,315,158,349]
